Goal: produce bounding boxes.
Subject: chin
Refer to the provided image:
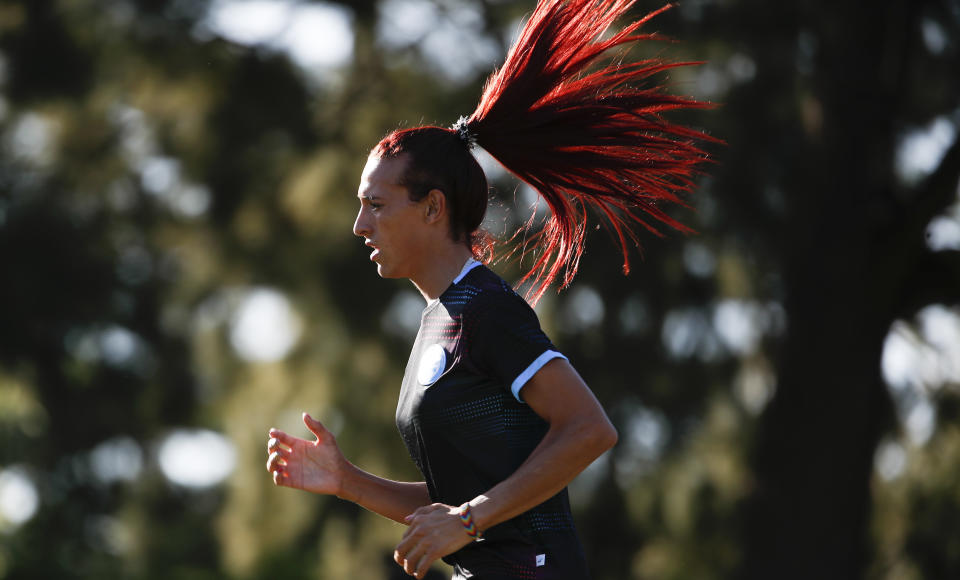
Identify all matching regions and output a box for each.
[375,263,400,279]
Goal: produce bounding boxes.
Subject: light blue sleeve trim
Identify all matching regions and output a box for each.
[510,350,567,403]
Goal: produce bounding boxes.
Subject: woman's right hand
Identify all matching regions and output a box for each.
[266,413,347,496]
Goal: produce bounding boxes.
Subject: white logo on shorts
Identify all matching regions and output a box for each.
[536,554,546,567]
[417,344,446,385]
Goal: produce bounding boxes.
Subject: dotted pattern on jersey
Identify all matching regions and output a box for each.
[416,284,483,347]
[434,391,507,441]
[427,375,550,443]
[520,510,576,533]
[418,314,461,343]
[443,282,483,308]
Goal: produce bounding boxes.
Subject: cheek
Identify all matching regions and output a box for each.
[386,211,420,244]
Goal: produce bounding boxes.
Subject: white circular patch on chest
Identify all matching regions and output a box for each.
[417,344,447,385]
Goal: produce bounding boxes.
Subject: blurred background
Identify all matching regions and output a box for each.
[0,0,958,578]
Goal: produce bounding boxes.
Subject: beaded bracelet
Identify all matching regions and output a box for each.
[458,502,482,540]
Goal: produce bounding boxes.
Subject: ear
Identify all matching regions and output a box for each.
[423,189,447,225]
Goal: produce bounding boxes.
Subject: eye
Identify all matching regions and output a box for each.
[359,198,382,211]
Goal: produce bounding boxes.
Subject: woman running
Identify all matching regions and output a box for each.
[266,1,715,578]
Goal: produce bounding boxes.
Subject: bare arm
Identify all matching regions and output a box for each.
[465,358,617,528]
[394,358,617,578]
[267,413,431,524]
[337,463,431,525]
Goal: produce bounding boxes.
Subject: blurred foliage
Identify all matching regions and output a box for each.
[0,0,958,579]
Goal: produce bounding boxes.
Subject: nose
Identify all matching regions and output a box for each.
[353,206,371,238]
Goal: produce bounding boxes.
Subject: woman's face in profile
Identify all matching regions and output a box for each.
[353,154,430,280]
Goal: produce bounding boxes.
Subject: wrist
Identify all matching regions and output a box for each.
[333,460,358,501]
[457,502,483,541]
[465,495,492,532]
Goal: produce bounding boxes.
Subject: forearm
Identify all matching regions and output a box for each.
[337,462,432,524]
[468,417,616,532]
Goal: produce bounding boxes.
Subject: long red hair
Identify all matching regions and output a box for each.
[377,0,718,304]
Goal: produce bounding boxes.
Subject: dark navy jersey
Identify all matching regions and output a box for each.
[396,261,590,579]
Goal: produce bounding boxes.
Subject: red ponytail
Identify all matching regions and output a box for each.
[465,0,719,304]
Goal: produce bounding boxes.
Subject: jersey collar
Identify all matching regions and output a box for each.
[452,257,481,285]
[425,258,482,308]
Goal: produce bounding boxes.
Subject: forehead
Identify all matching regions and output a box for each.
[358,154,409,197]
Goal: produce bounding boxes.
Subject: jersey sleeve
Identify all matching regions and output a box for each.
[465,290,567,402]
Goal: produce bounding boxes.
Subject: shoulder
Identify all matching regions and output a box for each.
[437,265,546,345]
[458,266,536,322]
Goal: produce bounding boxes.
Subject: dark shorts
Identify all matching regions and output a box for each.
[448,536,590,580]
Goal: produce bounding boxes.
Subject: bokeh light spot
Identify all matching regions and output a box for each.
[158,429,236,488]
[0,467,39,528]
[90,436,143,485]
[229,288,302,362]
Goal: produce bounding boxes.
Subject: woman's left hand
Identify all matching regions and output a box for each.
[394,503,473,578]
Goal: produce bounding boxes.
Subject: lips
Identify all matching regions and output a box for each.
[365,241,379,261]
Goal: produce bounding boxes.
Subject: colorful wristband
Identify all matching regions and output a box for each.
[458,502,482,540]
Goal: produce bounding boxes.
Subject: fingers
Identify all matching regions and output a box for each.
[394,545,433,579]
[394,517,421,564]
[265,432,291,487]
[265,445,294,487]
[265,450,287,475]
[266,436,295,456]
[302,412,329,440]
[266,446,289,464]
[411,553,432,579]
[394,504,467,578]
[395,530,415,559]
[409,554,431,578]
[395,510,440,579]
[267,429,297,448]
[266,414,330,491]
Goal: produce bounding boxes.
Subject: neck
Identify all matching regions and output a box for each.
[410,243,474,302]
